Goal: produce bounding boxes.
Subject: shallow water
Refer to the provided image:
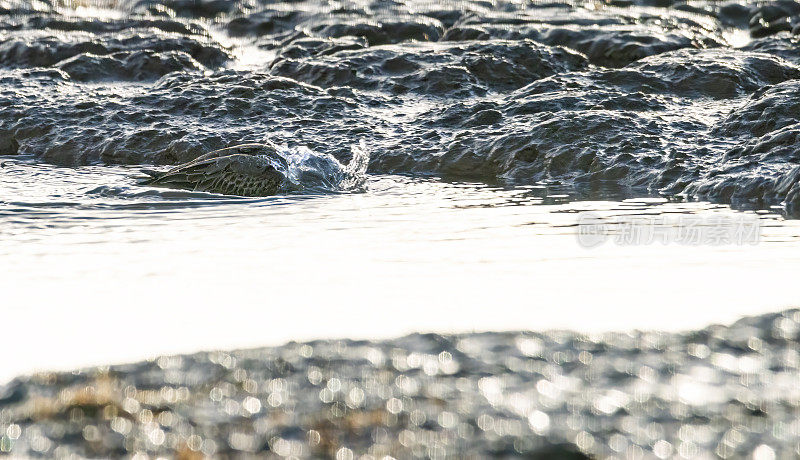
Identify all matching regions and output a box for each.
[2,158,800,384]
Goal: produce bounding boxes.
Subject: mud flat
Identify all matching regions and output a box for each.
[2,0,800,210]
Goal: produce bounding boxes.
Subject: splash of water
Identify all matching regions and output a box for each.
[276,140,370,194]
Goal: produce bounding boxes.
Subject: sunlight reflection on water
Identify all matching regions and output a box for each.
[1,159,799,381]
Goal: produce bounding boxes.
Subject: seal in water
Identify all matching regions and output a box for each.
[141,143,294,196]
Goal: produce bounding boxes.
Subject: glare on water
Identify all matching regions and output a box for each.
[1,159,799,382]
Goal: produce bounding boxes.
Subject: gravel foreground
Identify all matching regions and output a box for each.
[1,310,799,459]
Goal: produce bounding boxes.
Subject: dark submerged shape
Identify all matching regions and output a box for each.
[141,143,292,196]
